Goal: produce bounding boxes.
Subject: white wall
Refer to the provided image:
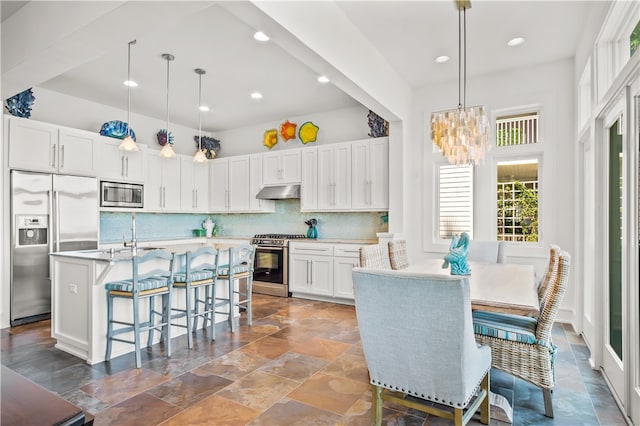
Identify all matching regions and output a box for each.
[215,105,370,157]
[407,58,577,323]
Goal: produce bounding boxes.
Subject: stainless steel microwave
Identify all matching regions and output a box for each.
[100,181,144,208]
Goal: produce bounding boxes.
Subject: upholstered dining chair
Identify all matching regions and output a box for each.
[468,240,507,263]
[473,251,571,418]
[352,268,491,426]
[387,240,409,270]
[359,244,391,269]
[104,249,174,368]
[170,246,218,349]
[215,244,256,333]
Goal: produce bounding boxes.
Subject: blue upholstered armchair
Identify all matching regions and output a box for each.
[352,268,491,426]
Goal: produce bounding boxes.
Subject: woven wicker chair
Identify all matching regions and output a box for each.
[359,244,390,269]
[473,251,571,418]
[388,240,409,270]
[537,244,561,304]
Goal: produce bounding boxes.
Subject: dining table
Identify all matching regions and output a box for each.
[405,258,540,317]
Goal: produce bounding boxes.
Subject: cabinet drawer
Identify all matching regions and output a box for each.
[334,244,363,258]
[289,242,333,256]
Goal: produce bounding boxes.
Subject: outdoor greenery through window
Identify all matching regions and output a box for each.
[497,159,539,242]
[496,112,538,146]
[631,19,640,56]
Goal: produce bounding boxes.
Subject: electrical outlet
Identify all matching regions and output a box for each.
[69,284,78,294]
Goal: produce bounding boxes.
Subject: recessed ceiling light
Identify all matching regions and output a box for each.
[317,75,330,83]
[250,92,263,100]
[434,55,450,63]
[253,31,270,42]
[123,80,138,87]
[199,105,210,112]
[507,37,525,47]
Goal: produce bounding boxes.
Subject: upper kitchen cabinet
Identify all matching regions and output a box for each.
[300,147,318,211]
[351,137,389,210]
[180,155,209,212]
[97,137,146,183]
[317,143,351,210]
[210,156,251,213]
[262,149,301,185]
[145,154,181,211]
[250,155,275,212]
[7,116,96,176]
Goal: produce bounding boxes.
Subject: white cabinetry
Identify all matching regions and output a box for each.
[289,243,334,297]
[262,149,301,185]
[209,156,251,212]
[7,117,97,176]
[351,137,388,210]
[289,242,367,301]
[317,143,351,210]
[300,147,318,211]
[145,155,181,211]
[180,155,209,212]
[98,138,146,183]
[250,155,275,212]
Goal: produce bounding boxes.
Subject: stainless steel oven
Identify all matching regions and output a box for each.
[251,234,306,297]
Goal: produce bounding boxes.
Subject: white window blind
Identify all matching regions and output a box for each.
[438,164,473,239]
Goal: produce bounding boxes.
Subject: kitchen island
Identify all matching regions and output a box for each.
[49,239,246,364]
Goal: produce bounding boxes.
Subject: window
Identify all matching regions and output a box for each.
[496,112,538,146]
[631,19,640,56]
[497,160,539,242]
[438,164,473,239]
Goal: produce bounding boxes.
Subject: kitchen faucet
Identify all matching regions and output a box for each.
[123,212,138,256]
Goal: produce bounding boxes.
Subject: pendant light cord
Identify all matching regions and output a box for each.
[166,57,170,141]
[198,73,202,150]
[457,9,462,110]
[463,7,467,109]
[127,40,136,136]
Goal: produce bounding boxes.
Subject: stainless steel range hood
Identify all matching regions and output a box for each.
[256,184,300,200]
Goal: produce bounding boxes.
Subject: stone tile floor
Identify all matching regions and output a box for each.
[0,294,629,425]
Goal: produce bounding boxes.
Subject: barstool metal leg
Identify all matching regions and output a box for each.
[105,293,114,361]
[133,293,142,369]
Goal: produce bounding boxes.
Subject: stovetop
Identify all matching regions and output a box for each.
[251,234,307,246]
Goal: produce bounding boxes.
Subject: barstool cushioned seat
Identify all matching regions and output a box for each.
[105,277,170,292]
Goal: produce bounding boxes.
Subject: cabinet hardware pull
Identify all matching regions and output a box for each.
[121,156,125,177]
[52,144,56,168]
[125,157,129,177]
[159,187,163,207]
[163,187,166,208]
[60,145,65,169]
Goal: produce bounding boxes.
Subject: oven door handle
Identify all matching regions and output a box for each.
[256,246,284,252]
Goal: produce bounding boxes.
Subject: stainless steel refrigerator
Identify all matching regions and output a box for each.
[10,170,98,326]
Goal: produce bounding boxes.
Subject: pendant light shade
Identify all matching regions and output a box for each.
[193,68,208,163]
[160,53,176,158]
[119,40,138,152]
[430,0,488,166]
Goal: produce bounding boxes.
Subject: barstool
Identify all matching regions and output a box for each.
[104,250,174,368]
[171,247,218,348]
[215,244,256,332]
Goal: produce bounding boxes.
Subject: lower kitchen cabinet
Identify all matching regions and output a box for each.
[289,242,365,301]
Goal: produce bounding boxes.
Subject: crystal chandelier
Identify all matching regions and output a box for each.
[430,0,488,166]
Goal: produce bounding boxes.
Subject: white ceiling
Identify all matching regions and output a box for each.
[2,1,599,133]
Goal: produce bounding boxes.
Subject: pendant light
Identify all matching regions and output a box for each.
[430,0,489,166]
[119,40,138,151]
[193,68,208,163]
[159,53,176,158]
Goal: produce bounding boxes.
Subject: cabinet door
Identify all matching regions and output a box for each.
[250,155,275,212]
[209,159,229,212]
[351,140,369,209]
[8,117,58,173]
[97,138,125,181]
[57,128,96,176]
[368,138,389,209]
[180,156,196,210]
[310,257,333,296]
[281,149,301,183]
[161,157,181,210]
[334,257,358,299]
[193,161,209,212]
[228,156,250,211]
[333,143,351,209]
[317,146,334,209]
[145,155,162,210]
[123,149,145,182]
[262,152,281,185]
[289,255,311,293]
[300,148,317,211]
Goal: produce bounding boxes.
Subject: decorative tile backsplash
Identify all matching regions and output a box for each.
[100,200,387,243]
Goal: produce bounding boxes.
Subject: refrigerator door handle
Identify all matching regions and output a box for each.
[48,190,54,254]
[54,191,61,253]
